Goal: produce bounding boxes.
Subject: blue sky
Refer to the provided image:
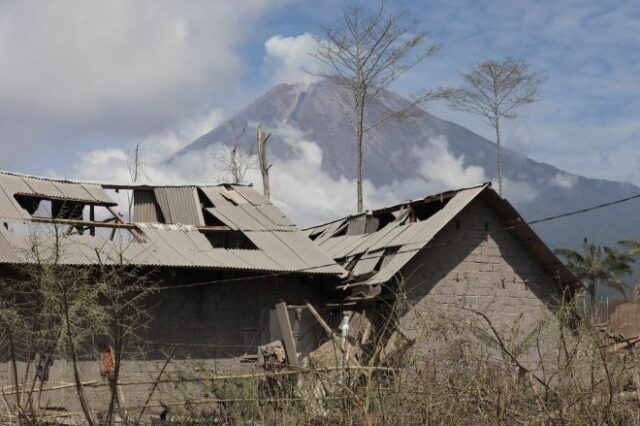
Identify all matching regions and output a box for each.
[0,0,639,187]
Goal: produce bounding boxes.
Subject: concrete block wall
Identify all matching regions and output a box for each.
[390,198,564,366]
[0,272,334,417]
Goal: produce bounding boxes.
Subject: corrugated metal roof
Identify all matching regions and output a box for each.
[229,249,283,271]
[314,219,348,244]
[133,189,162,223]
[233,185,269,206]
[53,182,95,201]
[206,206,264,231]
[0,174,34,195]
[277,231,345,273]
[199,187,237,208]
[0,173,347,276]
[367,222,412,252]
[221,187,250,205]
[245,231,307,270]
[257,205,296,228]
[0,173,115,205]
[0,228,20,263]
[22,177,64,198]
[0,222,346,275]
[351,250,384,276]
[80,184,114,204]
[310,185,494,285]
[0,187,29,220]
[367,250,416,285]
[363,186,487,284]
[346,216,367,235]
[154,187,204,226]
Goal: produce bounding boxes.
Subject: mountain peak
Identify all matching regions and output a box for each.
[169,80,640,250]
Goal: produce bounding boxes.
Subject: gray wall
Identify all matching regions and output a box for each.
[0,269,338,417]
[382,198,564,367]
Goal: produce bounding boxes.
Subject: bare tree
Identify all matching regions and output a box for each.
[256,124,272,199]
[125,142,143,220]
[312,1,443,212]
[446,58,544,196]
[213,120,256,184]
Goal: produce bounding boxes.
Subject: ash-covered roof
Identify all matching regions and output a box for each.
[0,171,345,276]
[305,183,578,289]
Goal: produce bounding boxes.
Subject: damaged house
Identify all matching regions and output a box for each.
[304,183,579,366]
[0,171,346,411]
[0,172,578,416]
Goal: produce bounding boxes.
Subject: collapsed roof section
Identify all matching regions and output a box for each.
[304,183,578,289]
[0,171,345,276]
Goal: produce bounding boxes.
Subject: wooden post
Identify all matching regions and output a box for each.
[106,206,144,243]
[257,124,272,199]
[275,302,299,367]
[89,205,95,236]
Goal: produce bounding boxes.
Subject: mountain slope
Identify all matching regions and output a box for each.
[170,80,640,251]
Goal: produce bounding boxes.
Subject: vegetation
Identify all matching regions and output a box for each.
[312,1,444,212]
[445,58,545,196]
[129,300,640,425]
[556,238,635,318]
[0,226,156,425]
[3,251,640,425]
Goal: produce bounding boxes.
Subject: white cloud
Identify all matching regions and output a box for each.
[264,33,322,85]
[0,0,286,160]
[71,107,225,183]
[549,172,579,190]
[413,136,488,188]
[69,122,499,226]
[502,179,540,204]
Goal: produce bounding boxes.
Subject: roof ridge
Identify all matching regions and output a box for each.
[0,169,255,189]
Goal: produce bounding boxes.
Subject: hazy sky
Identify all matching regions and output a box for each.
[1,0,639,187]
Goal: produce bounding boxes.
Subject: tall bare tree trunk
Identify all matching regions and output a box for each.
[495,116,503,196]
[355,95,365,213]
[257,124,271,199]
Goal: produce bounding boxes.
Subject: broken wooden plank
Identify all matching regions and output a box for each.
[306,303,334,337]
[275,302,299,367]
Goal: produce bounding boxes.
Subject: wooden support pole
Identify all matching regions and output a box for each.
[306,303,334,337]
[106,206,144,243]
[275,302,299,367]
[32,216,138,230]
[89,205,95,236]
[31,216,230,232]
